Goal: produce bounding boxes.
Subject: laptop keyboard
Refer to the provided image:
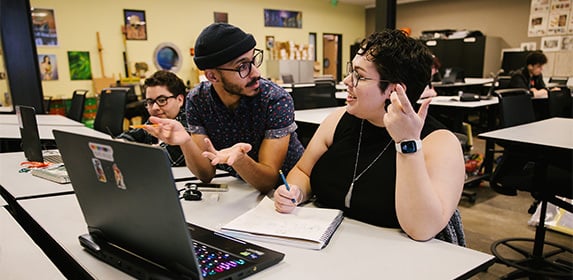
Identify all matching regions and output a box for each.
[193,241,246,278]
[43,154,63,164]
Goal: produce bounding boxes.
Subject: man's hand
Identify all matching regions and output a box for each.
[201,138,252,166]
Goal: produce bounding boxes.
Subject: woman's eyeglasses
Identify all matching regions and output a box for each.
[346,61,391,88]
[216,49,264,79]
[144,95,176,108]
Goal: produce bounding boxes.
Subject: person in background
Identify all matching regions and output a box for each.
[144,23,304,193]
[509,51,550,98]
[274,29,466,245]
[117,70,188,166]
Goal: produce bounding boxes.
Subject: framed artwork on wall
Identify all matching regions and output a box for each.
[123,9,147,40]
[214,12,228,23]
[264,9,302,28]
[67,51,92,80]
[31,8,58,46]
[38,54,58,81]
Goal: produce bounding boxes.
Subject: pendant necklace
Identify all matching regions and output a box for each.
[344,119,393,208]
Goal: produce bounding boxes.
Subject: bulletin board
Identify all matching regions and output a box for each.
[528,0,572,37]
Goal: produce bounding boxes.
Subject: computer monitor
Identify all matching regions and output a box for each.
[501,51,533,74]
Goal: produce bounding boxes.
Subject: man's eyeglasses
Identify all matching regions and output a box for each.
[346,61,391,88]
[216,49,264,79]
[144,95,176,108]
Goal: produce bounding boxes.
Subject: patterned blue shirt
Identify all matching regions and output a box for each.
[186,78,304,181]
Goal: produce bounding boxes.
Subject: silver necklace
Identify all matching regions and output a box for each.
[344,119,393,208]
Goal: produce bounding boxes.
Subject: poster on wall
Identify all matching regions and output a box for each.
[264,9,302,28]
[123,9,147,40]
[547,0,571,35]
[31,8,58,46]
[528,0,573,36]
[541,36,562,51]
[67,51,92,80]
[38,54,58,81]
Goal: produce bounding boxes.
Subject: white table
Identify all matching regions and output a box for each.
[424,95,498,108]
[0,124,109,140]
[0,152,75,200]
[0,151,223,202]
[478,117,573,149]
[19,176,494,279]
[294,106,343,125]
[0,114,85,126]
[432,77,493,88]
[0,196,6,206]
[0,207,65,279]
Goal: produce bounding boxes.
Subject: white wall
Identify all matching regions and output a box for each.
[29,0,365,99]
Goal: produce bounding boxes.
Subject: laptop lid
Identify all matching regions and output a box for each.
[53,130,284,279]
[16,105,44,162]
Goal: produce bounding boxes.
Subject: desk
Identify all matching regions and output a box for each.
[0,152,74,200]
[19,176,494,279]
[0,207,66,279]
[478,117,573,149]
[294,106,342,124]
[0,151,214,203]
[432,78,493,89]
[0,114,85,126]
[478,118,572,277]
[0,124,109,140]
[0,105,13,113]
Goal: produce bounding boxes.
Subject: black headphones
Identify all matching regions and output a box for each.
[179,185,202,201]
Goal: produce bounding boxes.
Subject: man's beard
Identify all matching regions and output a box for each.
[221,75,260,97]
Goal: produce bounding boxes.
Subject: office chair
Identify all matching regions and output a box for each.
[496,76,512,90]
[548,88,572,118]
[93,88,128,137]
[66,89,87,122]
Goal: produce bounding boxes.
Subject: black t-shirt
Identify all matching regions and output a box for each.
[310,112,443,228]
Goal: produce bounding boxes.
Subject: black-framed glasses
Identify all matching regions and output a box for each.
[144,95,176,108]
[216,49,264,79]
[346,61,391,88]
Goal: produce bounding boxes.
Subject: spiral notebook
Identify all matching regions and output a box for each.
[221,197,344,250]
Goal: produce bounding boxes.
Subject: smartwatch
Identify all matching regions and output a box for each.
[395,139,422,154]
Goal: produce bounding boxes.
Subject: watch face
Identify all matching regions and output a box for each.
[401,141,418,153]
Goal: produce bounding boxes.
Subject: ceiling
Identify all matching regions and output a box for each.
[336,0,428,8]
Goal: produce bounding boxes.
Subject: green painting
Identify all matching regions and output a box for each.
[67,51,92,80]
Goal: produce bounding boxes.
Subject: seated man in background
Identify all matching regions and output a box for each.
[117,70,188,166]
[509,51,551,98]
[144,23,304,193]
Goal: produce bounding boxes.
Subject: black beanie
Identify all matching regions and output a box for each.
[193,23,257,70]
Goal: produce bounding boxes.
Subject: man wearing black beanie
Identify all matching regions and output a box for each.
[144,23,304,193]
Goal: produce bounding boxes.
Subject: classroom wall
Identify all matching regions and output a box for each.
[388,0,572,77]
[27,0,365,100]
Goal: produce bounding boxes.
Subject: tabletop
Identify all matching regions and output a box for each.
[423,96,499,108]
[18,176,494,279]
[0,124,110,140]
[0,114,85,126]
[0,207,66,279]
[432,78,493,88]
[478,118,573,150]
[294,106,343,125]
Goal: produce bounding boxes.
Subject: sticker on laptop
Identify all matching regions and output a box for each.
[92,158,107,183]
[112,163,126,190]
[88,142,114,162]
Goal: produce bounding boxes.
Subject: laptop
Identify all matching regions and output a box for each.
[16,105,63,164]
[53,130,285,279]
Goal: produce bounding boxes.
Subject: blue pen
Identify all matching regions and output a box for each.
[279,170,297,203]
